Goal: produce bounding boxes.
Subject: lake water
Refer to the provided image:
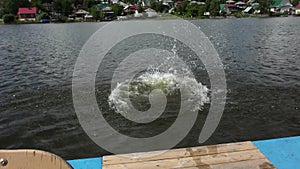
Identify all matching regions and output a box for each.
[0,17,299,159]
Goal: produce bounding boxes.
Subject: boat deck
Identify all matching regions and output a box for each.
[102,141,274,169]
[68,136,300,169]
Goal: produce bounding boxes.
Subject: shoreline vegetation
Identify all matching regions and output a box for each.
[0,0,299,24]
[0,13,296,25]
[0,15,295,25]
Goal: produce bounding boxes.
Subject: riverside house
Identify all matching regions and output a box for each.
[270,0,293,13]
[18,7,37,21]
[296,3,300,15]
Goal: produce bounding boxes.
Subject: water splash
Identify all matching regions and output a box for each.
[109,71,209,115]
[108,42,210,115]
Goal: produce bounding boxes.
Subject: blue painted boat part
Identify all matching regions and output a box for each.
[66,136,300,169]
[67,157,102,169]
[254,136,300,169]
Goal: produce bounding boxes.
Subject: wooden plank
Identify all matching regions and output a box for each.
[183,159,275,169]
[103,141,256,165]
[0,149,73,169]
[103,149,267,169]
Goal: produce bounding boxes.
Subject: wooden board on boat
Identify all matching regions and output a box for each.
[102,141,276,169]
[0,149,73,169]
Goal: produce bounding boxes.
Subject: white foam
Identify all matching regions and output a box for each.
[108,72,209,114]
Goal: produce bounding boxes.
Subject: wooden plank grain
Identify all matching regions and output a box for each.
[103,149,267,169]
[0,149,73,169]
[183,159,276,169]
[103,141,256,165]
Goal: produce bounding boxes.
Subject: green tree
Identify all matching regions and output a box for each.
[2,14,15,23]
[53,0,73,16]
[41,0,55,3]
[185,3,206,17]
[123,0,135,5]
[174,1,188,16]
[72,0,84,6]
[138,4,143,13]
[182,0,189,12]
[111,4,124,16]
[257,0,273,14]
[83,0,96,9]
[291,0,299,6]
[175,5,183,15]
[91,6,103,20]
[0,8,5,18]
[3,0,31,14]
[37,12,50,20]
[31,0,48,13]
[150,1,157,11]
[208,0,220,16]
[150,1,164,13]
[0,0,3,6]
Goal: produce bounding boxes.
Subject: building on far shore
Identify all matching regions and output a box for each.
[296,3,300,15]
[270,0,293,14]
[18,7,37,21]
[74,9,90,19]
[84,15,93,22]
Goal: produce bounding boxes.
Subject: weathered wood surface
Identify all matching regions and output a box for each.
[0,149,73,169]
[103,141,276,169]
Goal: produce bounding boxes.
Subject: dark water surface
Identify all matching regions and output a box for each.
[0,18,299,159]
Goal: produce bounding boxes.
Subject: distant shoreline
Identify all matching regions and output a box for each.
[1,14,298,25]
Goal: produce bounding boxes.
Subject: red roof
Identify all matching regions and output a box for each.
[296,3,300,9]
[226,4,237,8]
[18,8,37,14]
[175,1,182,5]
[128,5,138,11]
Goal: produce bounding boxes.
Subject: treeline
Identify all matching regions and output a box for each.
[171,0,220,18]
[0,0,97,17]
[0,0,291,21]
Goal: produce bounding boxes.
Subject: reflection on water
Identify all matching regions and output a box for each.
[0,18,299,159]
